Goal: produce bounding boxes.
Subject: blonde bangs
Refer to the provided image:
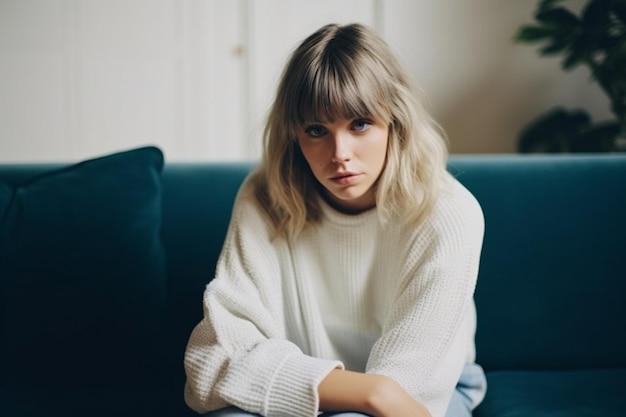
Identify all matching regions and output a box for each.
[304,72,387,123]
[282,46,393,138]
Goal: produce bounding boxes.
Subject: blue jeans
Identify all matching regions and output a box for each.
[207,363,486,417]
[444,362,487,417]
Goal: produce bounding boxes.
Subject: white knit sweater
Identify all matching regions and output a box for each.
[184,175,484,417]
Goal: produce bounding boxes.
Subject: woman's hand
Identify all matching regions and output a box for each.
[318,369,432,417]
[365,374,432,417]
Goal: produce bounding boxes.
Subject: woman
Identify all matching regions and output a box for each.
[184,23,486,417]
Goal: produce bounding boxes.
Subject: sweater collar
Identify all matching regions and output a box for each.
[317,193,379,227]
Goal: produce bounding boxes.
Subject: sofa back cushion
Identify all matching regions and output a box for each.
[159,155,626,375]
[449,155,626,371]
[0,146,167,400]
[159,163,253,386]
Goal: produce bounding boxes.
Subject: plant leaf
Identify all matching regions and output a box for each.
[563,47,585,69]
[536,7,580,28]
[613,0,626,25]
[596,34,622,52]
[518,108,592,153]
[607,38,626,68]
[602,40,626,99]
[514,25,557,43]
[562,34,595,69]
[576,121,621,151]
[582,0,611,32]
[539,0,568,12]
[540,37,573,54]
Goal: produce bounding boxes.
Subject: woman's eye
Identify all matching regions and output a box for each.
[305,125,326,137]
[353,119,371,132]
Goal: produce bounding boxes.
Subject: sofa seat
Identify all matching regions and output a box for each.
[0,386,173,417]
[475,368,626,417]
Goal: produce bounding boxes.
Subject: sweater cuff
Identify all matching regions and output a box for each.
[217,340,343,417]
[265,351,343,417]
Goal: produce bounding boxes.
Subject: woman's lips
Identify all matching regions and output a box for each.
[329,172,361,185]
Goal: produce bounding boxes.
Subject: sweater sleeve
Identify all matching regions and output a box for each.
[365,184,485,417]
[183,188,343,417]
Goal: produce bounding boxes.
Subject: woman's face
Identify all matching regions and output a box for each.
[296,116,389,214]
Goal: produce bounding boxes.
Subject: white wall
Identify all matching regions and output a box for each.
[382,0,611,153]
[0,0,252,162]
[0,0,613,162]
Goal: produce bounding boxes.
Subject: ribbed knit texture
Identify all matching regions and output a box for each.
[184,176,485,417]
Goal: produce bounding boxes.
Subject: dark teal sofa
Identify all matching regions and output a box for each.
[1,146,624,417]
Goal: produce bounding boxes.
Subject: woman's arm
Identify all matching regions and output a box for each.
[184,190,343,417]
[318,369,432,417]
[364,184,485,417]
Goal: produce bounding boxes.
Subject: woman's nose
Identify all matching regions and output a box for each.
[331,132,352,164]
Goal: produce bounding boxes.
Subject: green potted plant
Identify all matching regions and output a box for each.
[514,0,626,152]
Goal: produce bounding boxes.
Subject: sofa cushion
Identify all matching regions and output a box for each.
[475,369,626,417]
[0,183,10,220]
[449,155,626,370]
[0,387,164,417]
[0,146,167,394]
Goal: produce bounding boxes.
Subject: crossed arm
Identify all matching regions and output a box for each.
[318,369,432,417]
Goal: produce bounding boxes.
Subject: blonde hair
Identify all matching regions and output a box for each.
[249,23,449,240]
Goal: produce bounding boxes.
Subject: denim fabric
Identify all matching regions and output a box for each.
[207,407,261,417]
[209,408,370,417]
[444,363,487,417]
